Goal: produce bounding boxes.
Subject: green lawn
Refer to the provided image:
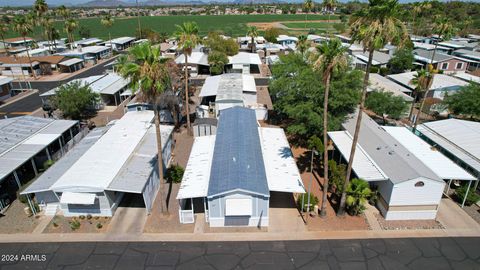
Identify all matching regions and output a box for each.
[5,14,339,40]
[282,22,338,29]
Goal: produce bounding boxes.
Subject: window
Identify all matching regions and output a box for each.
[415,181,425,187]
[456,62,464,70]
[441,63,449,70]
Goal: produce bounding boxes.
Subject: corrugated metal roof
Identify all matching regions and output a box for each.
[341,112,443,184]
[384,127,475,180]
[387,72,468,91]
[228,52,262,65]
[259,127,305,193]
[453,72,480,84]
[177,135,216,199]
[51,111,154,193]
[368,74,413,102]
[59,58,84,66]
[21,127,110,194]
[175,52,209,66]
[0,76,13,86]
[417,119,480,174]
[328,131,389,182]
[354,51,392,65]
[413,49,453,63]
[108,125,173,193]
[199,74,256,98]
[208,107,269,197]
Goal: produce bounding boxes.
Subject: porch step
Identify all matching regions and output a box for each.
[44,204,58,216]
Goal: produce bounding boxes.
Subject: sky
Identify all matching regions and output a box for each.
[0,0,479,7]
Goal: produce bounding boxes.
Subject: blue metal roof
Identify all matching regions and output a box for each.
[207,107,269,197]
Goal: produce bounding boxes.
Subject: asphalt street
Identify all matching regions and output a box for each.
[0,57,118,118]
[0,237,478,269]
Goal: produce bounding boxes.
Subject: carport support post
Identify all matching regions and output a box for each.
[31,159,38,176]
[446,179,453,196]
[26,194,37,216]
[461,180,472,208]
[306,148,314,224]
[13,171,22,189]
[45,148,52,161]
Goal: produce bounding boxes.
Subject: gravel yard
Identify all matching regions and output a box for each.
[374,213,445,230]
[43,215,111,233]
[0,200,41,234]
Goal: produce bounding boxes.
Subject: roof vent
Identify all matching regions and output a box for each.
[376,146,381,150]
[232,157,236,162]
[388,151,395,155]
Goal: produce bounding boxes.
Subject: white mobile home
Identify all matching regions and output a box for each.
[177,107,305,226]
[22,111,174,216]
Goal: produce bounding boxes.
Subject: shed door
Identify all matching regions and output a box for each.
[225,198,252,216]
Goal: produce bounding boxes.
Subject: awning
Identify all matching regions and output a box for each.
[60,192,96,205]
[225,198,252,216]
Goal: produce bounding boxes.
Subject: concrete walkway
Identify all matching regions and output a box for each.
[107,207,147,236]
[437,198,480,232]
[364,204,382,231]
[32,215,55,234]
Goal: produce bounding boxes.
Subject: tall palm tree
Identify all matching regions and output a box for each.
[410,69,434,128]
[311,37,348,217]
[338,0,408,216]
[0,19,9,55]
[101,15,115,50]
[429,18,455,68]
[34,0,49,40]
[323,0,338,24]
[297,34,308,56]
[304,0,314,30]
[43,15,55,51]
[56,5,70,20]
[116,43,171,214]
[174,21,201,133]
[411,1,431,36]
[13,15,37,79]
[64,18,78,50]
[246,25,258,53]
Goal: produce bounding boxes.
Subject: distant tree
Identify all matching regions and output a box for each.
[78,25,91,39]
[64,18,78,49]
[444,83,480,120]
[264,27,281,43]
[304,0,315,29]
[101,15,114,49]
[53,81,99,120]
[0,17,9,55]
[365,91,408,124]
[208,51,228,75]
[388,47,414,74]
[246,26,258,53]
[13,14,37,79]
[204,32,238,56]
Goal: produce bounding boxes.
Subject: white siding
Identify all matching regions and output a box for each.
[385,210,438,220]
[389,178,444,206]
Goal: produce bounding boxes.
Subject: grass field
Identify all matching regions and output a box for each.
[5,14,339,40]
[282,22,338,29]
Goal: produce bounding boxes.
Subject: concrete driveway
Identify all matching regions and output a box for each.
[437,198,480,232]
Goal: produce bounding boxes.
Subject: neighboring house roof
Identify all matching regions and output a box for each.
[307,34,329,42]
[384,126,476,181]
[59,58,84,66]
[0,116,77,181]
[199,73,256,98]
[41,73,129,97]
[175,51,209,66]
[353,51,392,65]
[417,119,480,174]
[338,112,443,184]
[0,76,14,86]
[74,38,103,46]
[228,52,262,65]
[105,37,135,45]
[276,35,298,42]
[387,71,468,91]
[368,74,413,102]
[50,111,154,192]
[453,72,480,84]
[412,42,450,51]
[453,49,480,61]
[193,118,218,126]
[437,41,468,49]
[207,107,269,197]
[413,49,454,63]
[4,37,33,44]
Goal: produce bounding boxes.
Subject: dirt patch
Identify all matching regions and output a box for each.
[43,215,111,233]
[0,200,42,234]
[374,213,445,230]
[292,146,371,231]
[461,204,480,226]
[247,20,339,31]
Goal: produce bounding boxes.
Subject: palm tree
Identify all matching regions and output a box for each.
[304,0,314,30]
[34,0,49,40]
[323,0,338,24]
[297,35,308,55]
[56,5,70,20]
[116,43,171,214]
[429,18,455,68]
[410,69,433,128]
[411,1,431,36]
[0,19,9,55]
[311,37,348,217]
[64,18,78,50]
[13,15,37,80]
[246,26,258,53]
[174,21,201,133]
[101,15,115,50]
[338,0,408,216]
[43,15,55,51]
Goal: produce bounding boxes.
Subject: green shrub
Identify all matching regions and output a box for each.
[369,66,379,73]
[297,193,319,212]
[69,219,81,231]
[456,184,480,206]
[16,192,28,205]
[87,214,92,220]
[79,215,85,220]
[43,160,54,170]
[379,67,389,76]
[166,165,185,183]
[328,160,346,196]
[96,222,103,229]
[345,178,372,216]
